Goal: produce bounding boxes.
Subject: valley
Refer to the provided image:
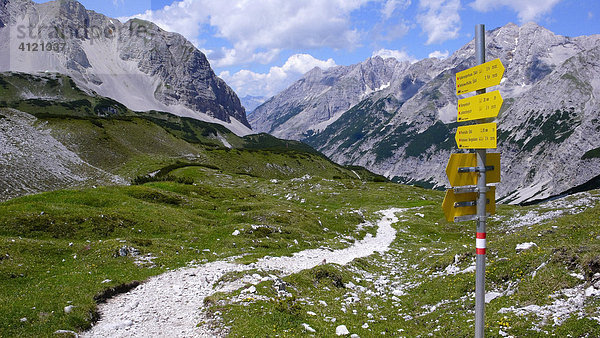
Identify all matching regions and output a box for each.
[0,0,599,336]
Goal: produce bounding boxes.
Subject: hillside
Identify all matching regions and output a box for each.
[250,23,600,204]
[0,71,380,201]
[0,3,598,336]
[1,70,599,336]
[1,164,599,336]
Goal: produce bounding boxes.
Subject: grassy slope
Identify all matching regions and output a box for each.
[206,190,600,337]
[0,169,426,336]
[41,115,362,182]
[1,169,599,336]
[0,71,391,335]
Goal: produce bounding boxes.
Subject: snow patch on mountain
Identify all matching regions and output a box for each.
[361,82,391,99]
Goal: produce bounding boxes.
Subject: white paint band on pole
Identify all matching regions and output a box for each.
[476,232,486,255]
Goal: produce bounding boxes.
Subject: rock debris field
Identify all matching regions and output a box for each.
[83,208,406,337]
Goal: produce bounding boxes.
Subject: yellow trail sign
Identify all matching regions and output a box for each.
[446,153,501,187]
[455,122,497,149]
[456,59,505,95]
[457,90,503,122]
[442,186,496,222]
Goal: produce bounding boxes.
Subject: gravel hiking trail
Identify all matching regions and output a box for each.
[83,208,406,337]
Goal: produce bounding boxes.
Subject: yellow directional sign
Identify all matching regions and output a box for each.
[455,122,497,149]
[446,153,501,187]
[457,91,503,122]
[442,186,496,222]
[456,59,505,95]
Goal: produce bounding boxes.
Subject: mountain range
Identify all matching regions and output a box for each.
[249,22,600,204]
[0,0,250,135]
[240,95,267,114]
[1,0,599,206]
[1,3,600,336]
[0,0,392,200]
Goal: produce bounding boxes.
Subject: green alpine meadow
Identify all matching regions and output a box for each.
[1,70,599,336]
[2,0,600,336]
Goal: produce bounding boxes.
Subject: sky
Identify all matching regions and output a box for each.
[36,0,600,99]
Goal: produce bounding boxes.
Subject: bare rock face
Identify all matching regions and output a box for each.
[118,19,248,126]
[251,23,600,204]
[0,0,249,131]
[249,56,420,140]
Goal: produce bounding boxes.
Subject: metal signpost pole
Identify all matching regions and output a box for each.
[447,23,504,336]
[474,23,487,338]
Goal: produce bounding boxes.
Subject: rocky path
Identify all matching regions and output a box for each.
[83,208,405,337]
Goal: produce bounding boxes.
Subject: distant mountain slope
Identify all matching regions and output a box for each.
[251,23,600,204]
[248,56,430,140]
[240,95,267,113]
[0,0,250,134]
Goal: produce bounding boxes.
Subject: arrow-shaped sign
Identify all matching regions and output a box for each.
[457,90,503,122]
[456,59,505,95]
[455,122,497,149]
[442,186,496,222]
[446,153,501,187]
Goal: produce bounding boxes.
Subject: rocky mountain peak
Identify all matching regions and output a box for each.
[53,0,86,12]
[0,0,250,133]
[252,23,600,204]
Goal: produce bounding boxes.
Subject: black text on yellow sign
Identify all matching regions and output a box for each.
[455,122,497,149]
[455,59,505,95]
[457,90,503,122]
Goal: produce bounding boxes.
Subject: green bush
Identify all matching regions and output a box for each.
[313,265,345,288]
[131,175,194,185]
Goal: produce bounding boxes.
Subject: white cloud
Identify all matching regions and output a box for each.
[589,11,594,20]
[372,48,416,62]
[219,54,337,98]
[470,0,562,22]
[428,50,449,59]
[381,0,412,20]
[208,48,282,68]
[378,21,412,41]
[119,1,208,45]
[125,0,372,68]
[417,0,461,45]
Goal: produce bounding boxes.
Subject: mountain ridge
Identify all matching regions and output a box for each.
[0,0,251,134]
[250,22,600,204]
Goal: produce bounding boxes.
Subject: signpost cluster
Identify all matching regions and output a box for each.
[442,24,505,338]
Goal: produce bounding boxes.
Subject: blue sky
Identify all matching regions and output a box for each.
[36,0,599,99]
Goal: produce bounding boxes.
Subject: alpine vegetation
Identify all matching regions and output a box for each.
[1,1,599,337]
